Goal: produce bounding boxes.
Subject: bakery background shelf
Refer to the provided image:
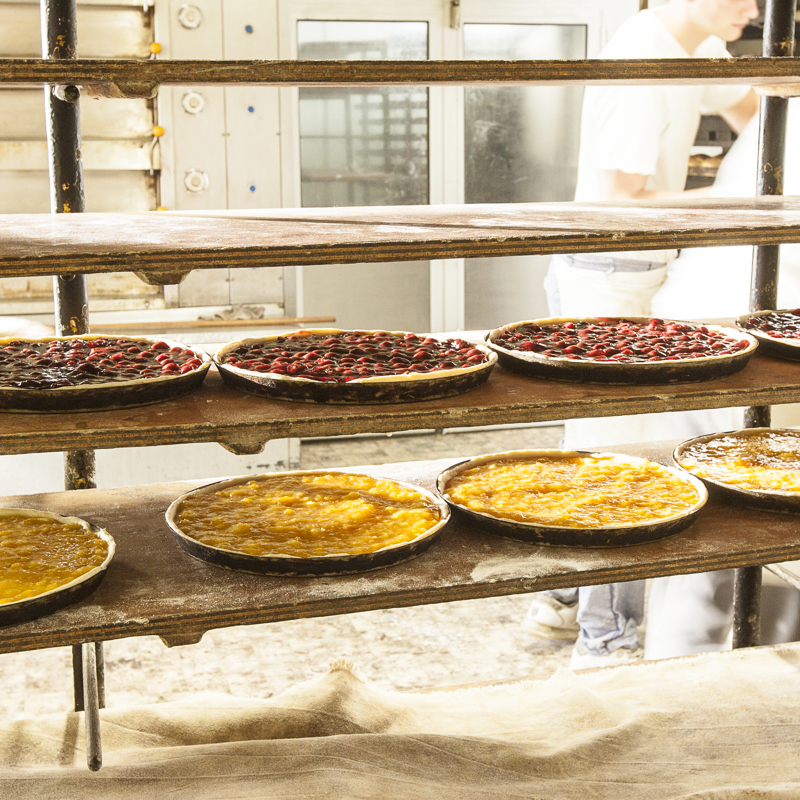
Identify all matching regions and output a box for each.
[2,57,800,95]
[1,355,799,455]
[0,447,797,655]
[3,197,800,279]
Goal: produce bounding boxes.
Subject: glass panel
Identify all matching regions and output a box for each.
[464,23,586,204]
[463,23,586,330]
[297,21,429,208]
[296,21,430,331]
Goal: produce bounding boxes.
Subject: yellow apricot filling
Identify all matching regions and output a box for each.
[678,431,800,492]
[0,514,109,604]
[173,472,442,557]
[443,454,699,528]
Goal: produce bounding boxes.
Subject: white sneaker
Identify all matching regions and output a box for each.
[570,639,644,670]
[521,594,580,641]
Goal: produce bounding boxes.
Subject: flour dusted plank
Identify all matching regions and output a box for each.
[0,447,798,654]
[2,197,800,278]
[1,354,800,455]
[3,57,800,95]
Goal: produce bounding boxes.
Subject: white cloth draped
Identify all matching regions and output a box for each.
[2,646,800,798]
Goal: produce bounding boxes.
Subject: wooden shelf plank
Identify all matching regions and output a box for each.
[3,197,800,278]
[2,58,800,96]
[1,447,798,654]
[1,354,800,455]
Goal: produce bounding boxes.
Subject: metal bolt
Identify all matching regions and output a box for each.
[54,84,80,103]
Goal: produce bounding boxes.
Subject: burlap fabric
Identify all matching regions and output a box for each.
[2,644,800,799]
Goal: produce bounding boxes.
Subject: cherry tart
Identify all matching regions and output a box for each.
[486,317,757,384]
[737,309,800,361]
[214,329,497,404]
[0,335,211,412]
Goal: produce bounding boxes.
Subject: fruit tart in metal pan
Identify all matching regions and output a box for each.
[213,328,496,404]
[674,428,800,514]
[166,469,450,576]
[0,335,211,412]
[437,449,707,548]
[486,317,756,384]
[0,508,115,627]
[737,309,800,362]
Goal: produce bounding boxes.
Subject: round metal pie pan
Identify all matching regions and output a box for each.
[736,310,800,362]
[0,335,211,413]
[485,317,757,384]
[0,508,115,627]
[674,428,800,514]
[437,449,708,548]
[165,470,451,576]
[213,329,497,404]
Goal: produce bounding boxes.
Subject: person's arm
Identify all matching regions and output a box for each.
[719,89,759,134]
[595,87,760,202]
[595,169,711,201]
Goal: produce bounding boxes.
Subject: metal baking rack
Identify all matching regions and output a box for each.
[1,0,796,773]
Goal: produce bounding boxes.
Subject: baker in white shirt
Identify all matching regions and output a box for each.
[526,0,760,669]
[545,1,757,317]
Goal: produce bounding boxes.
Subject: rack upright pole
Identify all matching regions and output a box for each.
[735,0,797,650]
[41,0,103,770]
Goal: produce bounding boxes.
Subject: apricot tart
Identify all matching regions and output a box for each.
[0,509,115,626]
[437,450,706,547]
[0,335,210,412]
[213,329,496,403]
[165,470,450,575]
[737,309,800,361]
[486,317,756,384]
[674,428,800,512]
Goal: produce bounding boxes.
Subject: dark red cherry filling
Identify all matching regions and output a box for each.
[0,338,204,389]
[221,332,489,383]
[495,318,751,363]
[741,310,800,340]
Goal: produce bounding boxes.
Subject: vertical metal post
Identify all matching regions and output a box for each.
[72,642,105,711]
[41,0,96,486]
[733,564,762,649]
[81,643,103,771]
[41,0,103,768]
[735,0,797,650]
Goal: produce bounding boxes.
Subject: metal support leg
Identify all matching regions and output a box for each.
[72,642,105,712]
[41,0,102,768]
[733,567,763,649]
[81,643,103,771]
[736,0,798,650]
[41,4,97,493]
[72,642,105,771]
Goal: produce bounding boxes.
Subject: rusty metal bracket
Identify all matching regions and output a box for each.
[134,269,192,286]
[84,81,159,99]
[218,438,268,456]
[159,631,206,647]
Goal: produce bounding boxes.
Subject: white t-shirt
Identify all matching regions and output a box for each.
[573,9,750,263]
[652,99,800,318]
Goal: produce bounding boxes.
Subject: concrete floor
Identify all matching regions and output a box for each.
[0,424,579,719]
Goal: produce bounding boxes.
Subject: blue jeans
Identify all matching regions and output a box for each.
[547,583,645,655]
